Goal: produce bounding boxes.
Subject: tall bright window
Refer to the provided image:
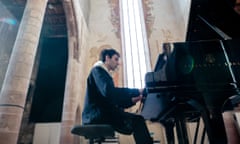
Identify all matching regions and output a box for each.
[120,0,150,88]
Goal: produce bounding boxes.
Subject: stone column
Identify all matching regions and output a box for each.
[60,1,80,143]
[0,0,47,143]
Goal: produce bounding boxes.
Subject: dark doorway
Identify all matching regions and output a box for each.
[29,37,68,122]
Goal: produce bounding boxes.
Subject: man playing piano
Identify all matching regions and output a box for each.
[82,48,153,144]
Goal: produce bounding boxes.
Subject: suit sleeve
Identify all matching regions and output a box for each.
[92,67,140,108]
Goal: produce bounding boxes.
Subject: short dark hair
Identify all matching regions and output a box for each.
[99,48,120,62]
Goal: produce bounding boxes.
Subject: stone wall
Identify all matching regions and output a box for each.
[86,0,122,76]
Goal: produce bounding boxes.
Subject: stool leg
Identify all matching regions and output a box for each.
[89,138,94,144]
[89,138,102,144]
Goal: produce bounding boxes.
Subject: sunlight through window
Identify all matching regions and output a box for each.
[120,0,150,88]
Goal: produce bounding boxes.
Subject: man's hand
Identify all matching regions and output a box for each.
[139,88,147,97]
[131,88,147,103]
[139,88,144,95]
[132,95,143,103]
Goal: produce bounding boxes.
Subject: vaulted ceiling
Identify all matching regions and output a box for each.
[1,0,67,38]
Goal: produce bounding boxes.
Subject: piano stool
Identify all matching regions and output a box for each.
[71,124,119,144]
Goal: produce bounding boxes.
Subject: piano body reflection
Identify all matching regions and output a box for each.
[141,0,240,144]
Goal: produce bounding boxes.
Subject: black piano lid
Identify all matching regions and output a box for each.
[186,0,240,41]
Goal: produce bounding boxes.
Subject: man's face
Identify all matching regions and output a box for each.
[106,54,120,71]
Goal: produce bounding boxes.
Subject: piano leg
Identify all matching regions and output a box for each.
[175,114,189,144]
[201,108,227,144]
[187,99,228,144]
[161,113,190,144]
[161,120,175,144]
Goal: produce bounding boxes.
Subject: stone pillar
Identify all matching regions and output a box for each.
[60,1,80,144]
[0,0,47,143]
[60,61,80,144]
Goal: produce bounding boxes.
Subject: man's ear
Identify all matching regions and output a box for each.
[105,55,110,61]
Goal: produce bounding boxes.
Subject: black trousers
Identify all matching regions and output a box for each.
[110,111,153,144]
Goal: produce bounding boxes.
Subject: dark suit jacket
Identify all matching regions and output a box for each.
[82,66,140,127]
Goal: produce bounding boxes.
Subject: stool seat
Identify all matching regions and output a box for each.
[71,124,116,144]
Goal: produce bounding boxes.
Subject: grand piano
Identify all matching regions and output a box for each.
[141,0,240,144]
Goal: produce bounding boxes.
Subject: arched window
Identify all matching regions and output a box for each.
[120,0,151,88]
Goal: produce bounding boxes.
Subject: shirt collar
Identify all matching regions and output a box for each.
[93,61,113,76]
